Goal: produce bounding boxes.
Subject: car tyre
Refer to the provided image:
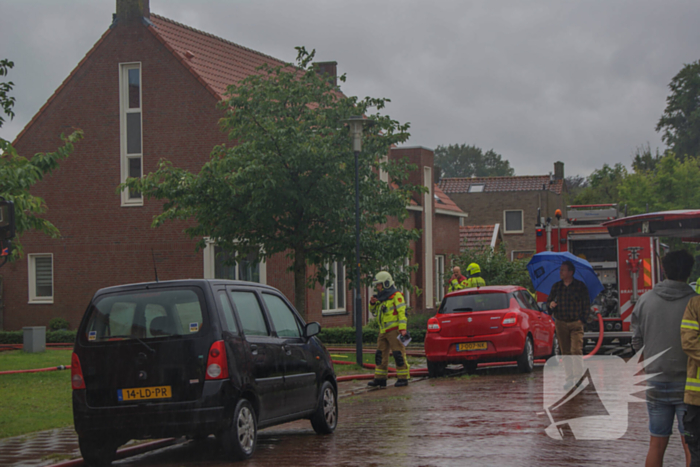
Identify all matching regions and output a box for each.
[427,360,447,378]
[517,336,535,373]
[310,380,338,434]
[221,399,257,461]
[78,436,119,467]
[550,333,560,358]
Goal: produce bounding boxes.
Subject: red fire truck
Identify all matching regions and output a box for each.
[535,204,663,344]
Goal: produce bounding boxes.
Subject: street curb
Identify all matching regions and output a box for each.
[49,438,177,467]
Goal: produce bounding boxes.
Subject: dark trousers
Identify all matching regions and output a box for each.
[684,404,700,466]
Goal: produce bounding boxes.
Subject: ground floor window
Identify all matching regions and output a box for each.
[203,241,266,284]
[435,255,445,303]
[28,253,53,303]
[322,262,346,313]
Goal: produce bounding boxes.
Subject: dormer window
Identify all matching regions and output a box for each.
[468,184,485,193]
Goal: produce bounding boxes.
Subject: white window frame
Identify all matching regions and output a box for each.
[28,253,54,304]
[504,209,524,234]
[203,239,267,284]
[322,261,347,314]
[424,167,434,308]
[511,250,536,261]
[398,257,411,308]
[379,154,389,184]
[119,62,143,206]
[434,255,445,304]
[468,184,485,193]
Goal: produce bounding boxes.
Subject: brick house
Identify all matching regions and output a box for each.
[439,162,567,260]
[1,1,464,330]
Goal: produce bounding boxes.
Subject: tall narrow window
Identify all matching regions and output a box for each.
[322,262,346,313]
[435,255,445,304]
[202,240,267,284]
[28,254,53,303]
[120,63,143,206]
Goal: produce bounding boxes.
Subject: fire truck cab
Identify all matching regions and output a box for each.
[535,204,662,344]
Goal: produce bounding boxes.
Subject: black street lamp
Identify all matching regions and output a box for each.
[343,116,373,367]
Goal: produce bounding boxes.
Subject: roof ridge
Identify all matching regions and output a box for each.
[441,175,550,181]
[150,13,288,67]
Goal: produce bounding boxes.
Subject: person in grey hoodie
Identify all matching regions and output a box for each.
[632,250,696,467]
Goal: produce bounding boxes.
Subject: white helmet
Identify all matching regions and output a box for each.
[372,271,394,288]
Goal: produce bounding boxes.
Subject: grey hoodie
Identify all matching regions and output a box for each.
[631,279,697,382]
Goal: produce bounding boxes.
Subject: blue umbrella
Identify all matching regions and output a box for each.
[526,252,604,303]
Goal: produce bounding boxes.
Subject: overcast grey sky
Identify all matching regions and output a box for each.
[1,0,698,177]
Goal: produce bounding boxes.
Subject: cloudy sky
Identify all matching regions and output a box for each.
[1,0,698,177]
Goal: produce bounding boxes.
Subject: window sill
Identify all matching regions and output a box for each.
[28,299,54,305]
[504,231,524,235]
[322,310,348,316]
[121,202,144,207]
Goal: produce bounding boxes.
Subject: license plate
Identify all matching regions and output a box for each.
[456,342,487,352]
[118,386,172,402]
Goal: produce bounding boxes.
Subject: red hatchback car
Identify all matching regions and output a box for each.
[425,286,558,377]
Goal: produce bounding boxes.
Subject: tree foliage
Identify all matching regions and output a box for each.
[657,60,700,159]
[632,142,664,173]
[434,144,514,178]
[564,175,588,202]
[0,59,83,260]
[571,163,627,206]
[451,245,532,291]
[619,153,700,215]
[122,47,423,317]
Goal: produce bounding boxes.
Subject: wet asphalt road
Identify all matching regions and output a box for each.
[114,364,687,467]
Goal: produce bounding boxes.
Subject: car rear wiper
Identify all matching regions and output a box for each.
[109,335,156,354]
[451,307,473,312]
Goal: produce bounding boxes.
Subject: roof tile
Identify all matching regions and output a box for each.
[438,176,564,195]
[460,225,497,251]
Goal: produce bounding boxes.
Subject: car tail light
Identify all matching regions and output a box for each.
[71,352,86,390]
[427,317,441,333]
[206,340,229,380]
[502,312,518,327]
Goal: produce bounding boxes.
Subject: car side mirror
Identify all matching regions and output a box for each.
[304,322,321,339]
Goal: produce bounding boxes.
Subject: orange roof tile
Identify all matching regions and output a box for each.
[460,225,500,251]
[439,176,564,195]
[433,185,464,213]
[149,14,289,100]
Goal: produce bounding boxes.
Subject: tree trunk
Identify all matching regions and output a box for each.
[293,247,307,320]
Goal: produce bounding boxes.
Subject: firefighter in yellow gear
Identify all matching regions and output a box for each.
[448,266,469,293]
[466,262,486,287]
[367,271,410,388]
[681,296,700,463]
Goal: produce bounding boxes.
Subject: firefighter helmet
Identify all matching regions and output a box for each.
[372,271,394,288]
[466,263,481,276]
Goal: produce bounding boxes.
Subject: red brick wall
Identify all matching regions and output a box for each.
[4,21,231,330]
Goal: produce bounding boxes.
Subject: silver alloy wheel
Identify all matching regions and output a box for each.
[237,406,255,454]
[323,387,337,427]
[527,338,534,369]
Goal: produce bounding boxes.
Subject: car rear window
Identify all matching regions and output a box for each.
[440,292,509,314]
[82,288,206,342]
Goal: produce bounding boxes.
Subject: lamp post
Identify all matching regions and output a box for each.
[343,116,373,367]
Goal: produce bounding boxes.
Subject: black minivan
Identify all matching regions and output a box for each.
[72,279,337,465]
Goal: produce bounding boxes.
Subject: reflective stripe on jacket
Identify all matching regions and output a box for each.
[466,277,486,288]
[369,291,408,333]
[681,296,700,405]
[448,276,468,293]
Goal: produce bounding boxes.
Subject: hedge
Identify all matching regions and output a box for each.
[318,326,426,345]
[0,330,77,345]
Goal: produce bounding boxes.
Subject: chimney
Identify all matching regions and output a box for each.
[554,161,564,180]
[315,61,337,87]
[115,0,150,24]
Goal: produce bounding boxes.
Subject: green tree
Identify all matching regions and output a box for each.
[122,47,423,317]
[564,175,588,203]
[572,163,628,205]
[451,245,532,291]
[632,142,664,173]
[434,144,514,178]
[619,153,700,215]
[657,60,700,159]
[0,59,83,260]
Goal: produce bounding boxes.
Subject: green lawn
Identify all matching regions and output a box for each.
[0,349,73,438]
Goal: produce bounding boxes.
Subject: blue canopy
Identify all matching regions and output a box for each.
[526,252,604,303]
